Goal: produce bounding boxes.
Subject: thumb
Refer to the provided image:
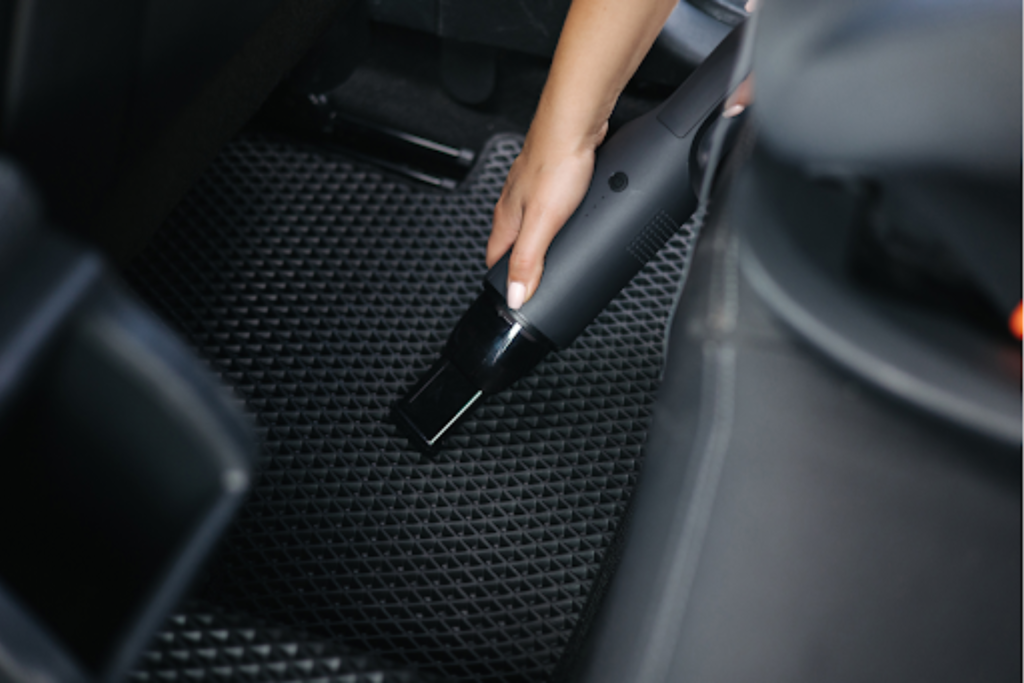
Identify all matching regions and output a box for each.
[723,74,754,117]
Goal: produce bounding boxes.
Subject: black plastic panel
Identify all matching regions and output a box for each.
[736,149,1021,445]
[575,206,1021,683]
[126,133,692,682]
[0,159,255,682]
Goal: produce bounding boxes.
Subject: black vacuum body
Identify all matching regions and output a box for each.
[393,25,748,452]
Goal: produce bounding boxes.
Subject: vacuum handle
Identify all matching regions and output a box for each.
[486,24,747,349]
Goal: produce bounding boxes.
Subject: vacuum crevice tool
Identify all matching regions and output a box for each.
[393,287,555,452]
[392,23,750,453]
[391,359,484,451]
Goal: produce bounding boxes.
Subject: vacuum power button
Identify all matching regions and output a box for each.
[608,172,629,192]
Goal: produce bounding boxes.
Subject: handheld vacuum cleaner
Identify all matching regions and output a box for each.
[393,24,750,453]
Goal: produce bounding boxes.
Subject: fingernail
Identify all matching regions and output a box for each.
[744,0,757,12]
[507,282,526,310]
[722,104,746,118]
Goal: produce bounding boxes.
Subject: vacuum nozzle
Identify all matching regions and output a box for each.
[391,287,554,453]
[391,359,484,452]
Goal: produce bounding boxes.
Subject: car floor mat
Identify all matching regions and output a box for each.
[130,601,429,683]
[126,132,693,683]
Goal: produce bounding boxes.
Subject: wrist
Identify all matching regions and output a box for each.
[526,96,609,160]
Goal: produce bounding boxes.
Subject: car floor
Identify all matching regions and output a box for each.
[125,25,685,683]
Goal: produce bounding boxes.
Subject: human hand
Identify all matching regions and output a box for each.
[485,123,607,310]
[489,61,752,312]
[482,0,702,310]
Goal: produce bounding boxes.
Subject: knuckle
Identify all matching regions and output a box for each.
[508,251,537,275]
[493,195,515,224]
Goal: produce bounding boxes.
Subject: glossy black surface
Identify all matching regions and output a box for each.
[444,285,555,394]
[392,286,556,453]
[391,358,483,452]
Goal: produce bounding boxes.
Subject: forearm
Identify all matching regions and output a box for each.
[532,0,679,154]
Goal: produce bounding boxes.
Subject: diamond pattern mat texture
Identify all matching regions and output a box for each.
[126,133,693,683]
[131,602,428,683]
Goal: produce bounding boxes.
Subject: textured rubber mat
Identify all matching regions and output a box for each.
[130,602,427,683]
[126,133,693,683]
